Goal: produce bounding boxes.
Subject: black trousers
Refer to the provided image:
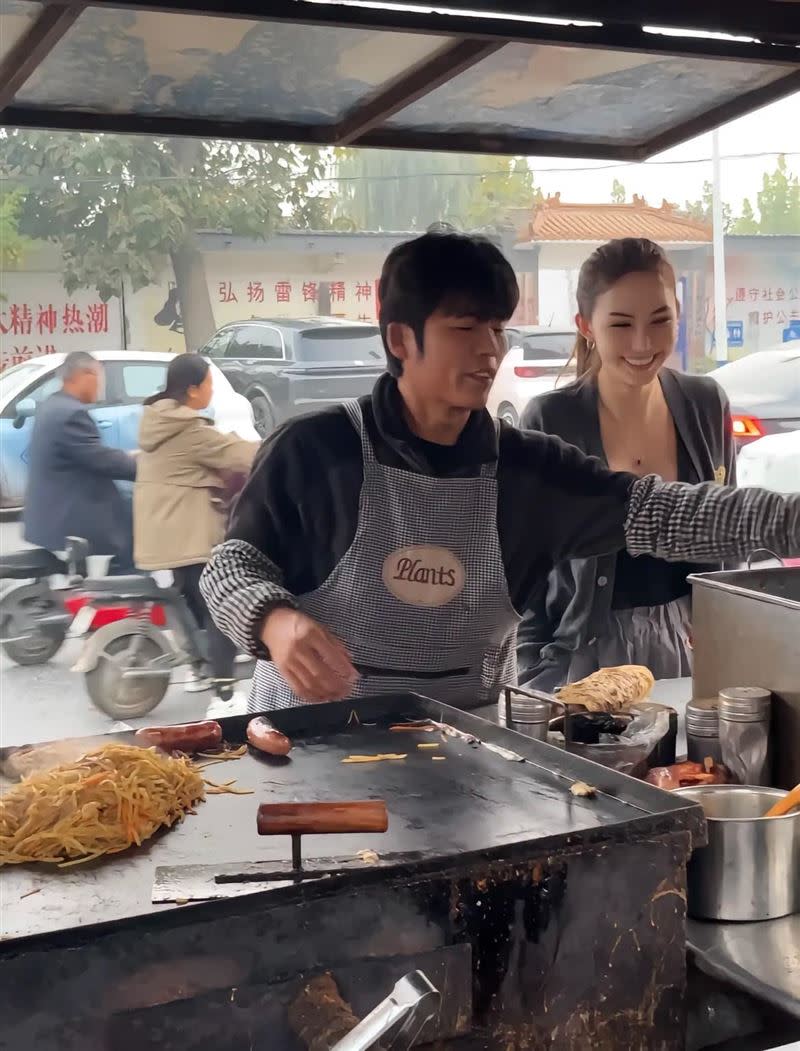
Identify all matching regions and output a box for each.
[172,563,236,683]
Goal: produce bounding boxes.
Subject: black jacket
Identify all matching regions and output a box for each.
[228,373,634,612]
[23,391,136,557]
[517,369,736,690]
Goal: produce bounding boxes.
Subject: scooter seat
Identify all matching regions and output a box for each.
[0,549,68,579]
[82,575,168,602]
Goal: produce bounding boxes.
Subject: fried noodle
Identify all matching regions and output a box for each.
[0,743,205,867]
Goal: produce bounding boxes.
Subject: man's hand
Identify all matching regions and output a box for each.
[260,607,359,702]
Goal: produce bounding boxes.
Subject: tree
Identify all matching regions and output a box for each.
[683,180,732,231]
[611,179,626,204]
[332,149,537,232]
[0,189,30,270]
[0,131,333,351]
[730,198,759,235]
[750,154,800,235]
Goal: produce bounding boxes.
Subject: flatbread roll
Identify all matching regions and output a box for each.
[558,665,655,713]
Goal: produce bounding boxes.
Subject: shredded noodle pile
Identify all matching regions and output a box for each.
[0,743,205,867]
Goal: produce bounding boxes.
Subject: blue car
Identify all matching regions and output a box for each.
[0,351,258,510]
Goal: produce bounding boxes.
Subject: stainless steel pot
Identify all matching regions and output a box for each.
[675,785,800,921]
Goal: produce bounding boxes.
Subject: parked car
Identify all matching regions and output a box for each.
[710,345,800,450]
[487,326,575,425]
[736,428,800,566]
[0,351,258,510]
[199,317,387,437]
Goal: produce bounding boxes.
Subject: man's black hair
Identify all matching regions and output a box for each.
[378,227,519,377]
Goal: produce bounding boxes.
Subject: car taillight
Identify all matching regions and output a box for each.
[514,366,550,378]
[731,414,765,438]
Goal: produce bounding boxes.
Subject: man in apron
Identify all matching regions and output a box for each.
[201,230,799,712]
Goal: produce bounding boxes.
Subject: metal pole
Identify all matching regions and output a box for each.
[711,129,728,365]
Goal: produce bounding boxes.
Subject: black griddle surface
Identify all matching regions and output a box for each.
[1,694,702,947]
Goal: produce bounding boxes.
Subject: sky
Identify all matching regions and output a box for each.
[528,92,799,215]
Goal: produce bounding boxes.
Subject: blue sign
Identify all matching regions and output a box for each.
[727,321,744,348]
[782,322,800,343]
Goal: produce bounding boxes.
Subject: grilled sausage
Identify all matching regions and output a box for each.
[247,717,292,757]
[134,721,223,754]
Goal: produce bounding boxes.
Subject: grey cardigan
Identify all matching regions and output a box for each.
[517,369,736,691]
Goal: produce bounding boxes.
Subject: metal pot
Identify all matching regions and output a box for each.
[675,785,800,921]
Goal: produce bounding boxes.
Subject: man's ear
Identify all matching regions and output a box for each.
[385,321,418,369]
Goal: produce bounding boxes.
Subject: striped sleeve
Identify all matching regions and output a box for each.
[625,475,800,562]
[199,539,297,655]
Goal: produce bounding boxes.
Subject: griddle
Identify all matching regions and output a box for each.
[1,692,703,950]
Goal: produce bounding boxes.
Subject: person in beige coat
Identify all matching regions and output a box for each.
[134,354,259,711]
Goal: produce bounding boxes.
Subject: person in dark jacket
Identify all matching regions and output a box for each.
[23,351,136,570]
[518,238,736,690]
[199,230,799,714]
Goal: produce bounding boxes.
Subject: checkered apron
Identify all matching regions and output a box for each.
[249,400,521,712]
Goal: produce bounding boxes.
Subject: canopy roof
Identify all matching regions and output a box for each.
[1,1,799,160]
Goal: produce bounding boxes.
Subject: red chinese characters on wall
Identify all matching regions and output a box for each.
[0,300,111,370]
[730,286,799,328]
[213,277,380,317]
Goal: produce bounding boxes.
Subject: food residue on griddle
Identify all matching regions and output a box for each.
[356,849,380,864]
[416,743,439,750]
[431,756,446,761]
[389,723,435,733]
[341,754,407,764]
[570,781,597,798]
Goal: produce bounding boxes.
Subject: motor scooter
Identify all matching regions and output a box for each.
[72,571,254,720]
[0,538,88,665]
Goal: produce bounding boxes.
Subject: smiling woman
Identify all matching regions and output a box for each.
[519,237,737,690]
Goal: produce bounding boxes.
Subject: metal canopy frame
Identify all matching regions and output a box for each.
[1,0,799,159]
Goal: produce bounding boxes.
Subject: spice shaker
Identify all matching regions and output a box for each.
[686,698,723,765]
[718,687,772,786]
[498,686,554,743]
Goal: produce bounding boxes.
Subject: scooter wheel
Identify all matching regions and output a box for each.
[0,584,66,666]
[85,629,171,720]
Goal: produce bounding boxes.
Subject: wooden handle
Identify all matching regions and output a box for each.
[765,783,800,818]
[257,800,388,836]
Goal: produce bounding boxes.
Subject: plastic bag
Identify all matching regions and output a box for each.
[552,709,671,777]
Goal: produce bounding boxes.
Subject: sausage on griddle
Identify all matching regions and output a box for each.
[134,721,223,754]
[247,717,292,756]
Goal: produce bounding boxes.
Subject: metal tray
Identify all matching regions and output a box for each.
[1,692,704,949]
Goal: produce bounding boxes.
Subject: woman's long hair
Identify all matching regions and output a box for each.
[144,354,210,406]
[571,238,677,378]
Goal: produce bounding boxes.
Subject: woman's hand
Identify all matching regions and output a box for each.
[260,607,358,702]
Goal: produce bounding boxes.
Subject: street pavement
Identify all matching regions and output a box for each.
[0,515,249,748]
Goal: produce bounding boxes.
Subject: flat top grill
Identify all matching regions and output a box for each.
[1,693,703,949]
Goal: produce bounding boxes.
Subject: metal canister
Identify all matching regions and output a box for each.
[674,785,800,921]
[718,687,772,786]
[498,687,554,742]
[686,698,723,765]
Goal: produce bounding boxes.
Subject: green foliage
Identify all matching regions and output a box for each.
[730,198,759,235]
[332,149,537,231]
[611,179,626,204]
[0,130,332,301]
[750,154,800,235]
[0,188,30,270]
[683,180,732,231]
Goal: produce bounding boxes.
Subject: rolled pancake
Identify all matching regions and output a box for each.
[558,665,655,713]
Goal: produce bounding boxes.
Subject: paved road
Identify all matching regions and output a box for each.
[0,515,249,748]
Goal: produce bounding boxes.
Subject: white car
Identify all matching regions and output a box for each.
[488,326,575,425]
[736,428,800,565]
[0,351,258,510]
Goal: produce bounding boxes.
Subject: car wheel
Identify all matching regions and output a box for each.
[249,394,275,438]
[497,404,519,426]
